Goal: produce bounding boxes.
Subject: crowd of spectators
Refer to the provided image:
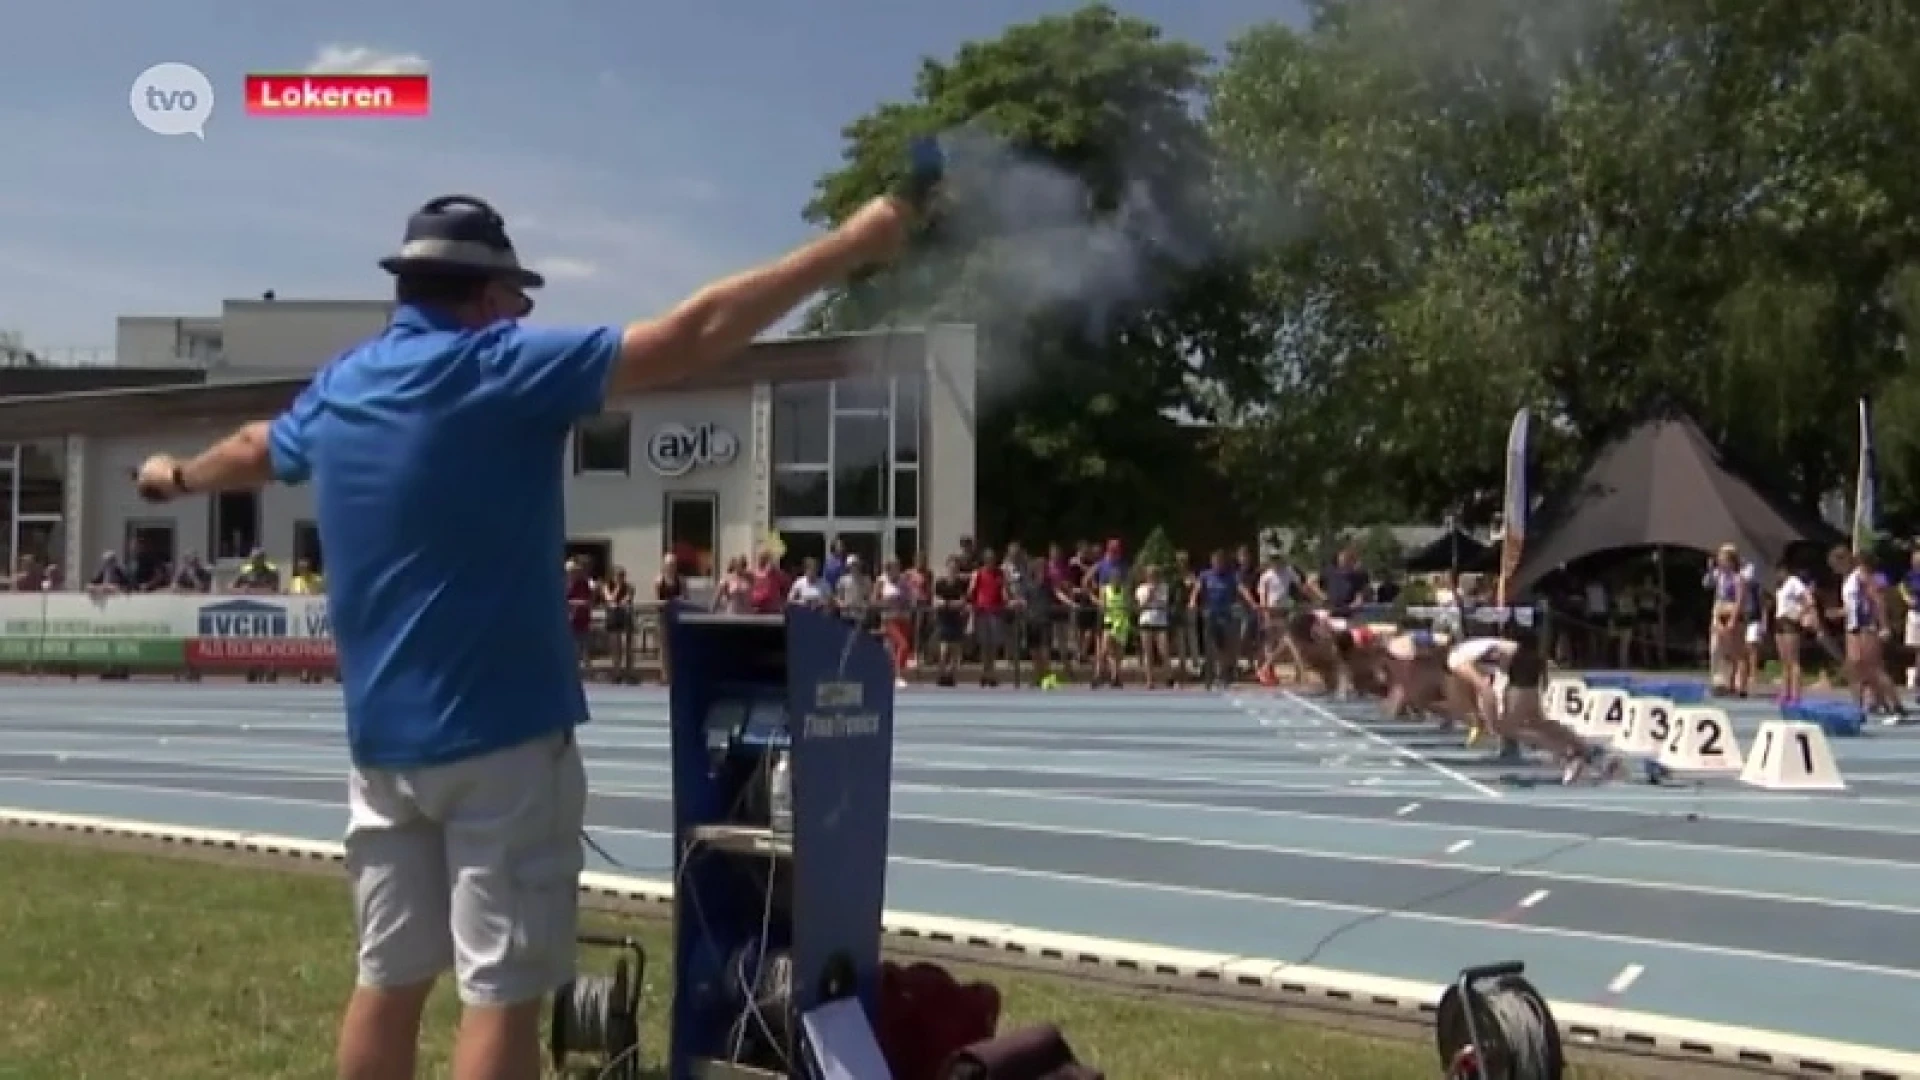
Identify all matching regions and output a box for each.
[9,532,1481,691]
[577,536,1429,689]
[5,542,320,596]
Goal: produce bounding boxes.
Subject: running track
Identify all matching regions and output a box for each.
[2,682,1919,1055]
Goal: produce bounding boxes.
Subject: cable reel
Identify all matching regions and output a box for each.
[550,934,647,1080]
[1434,962,1564,1080]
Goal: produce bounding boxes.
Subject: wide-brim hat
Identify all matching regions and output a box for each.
[378,194,545,289]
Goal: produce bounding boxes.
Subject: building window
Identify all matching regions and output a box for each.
[892,468,919,520]
[779,530,827,570]
[292,520,323,572]
[772,381,831,466]
[17,517,61,566]
[665,492,719,578]
[211,491,260,561]
[836,529,881,569]
[893,375,922,466]
[124,519,176,569]
[565,538,612,580]
[16,440,63,516]
[772,468,830,518]
[833,376,889,413]
[893,527,919,566]
[771,373,925,572]
[572,412,632,475]
[831,413,887,517]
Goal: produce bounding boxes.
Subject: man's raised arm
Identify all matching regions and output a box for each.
[607,195,913,397]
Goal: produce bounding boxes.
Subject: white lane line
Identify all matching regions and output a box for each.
[1518,889,1551,909]
[1606,963,1646,995]
[11,784,1912,984]
[1395,802,1421,816]
[1279,690,1504,799]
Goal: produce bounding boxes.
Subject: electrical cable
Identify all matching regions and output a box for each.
[1435,970,1563,1080]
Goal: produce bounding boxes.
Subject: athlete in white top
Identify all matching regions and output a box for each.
[1445,636,1617,783]
[1773,569,1811,703]
[1257,561,1303,685]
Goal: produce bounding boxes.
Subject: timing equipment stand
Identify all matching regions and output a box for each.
[665,605,897,1079]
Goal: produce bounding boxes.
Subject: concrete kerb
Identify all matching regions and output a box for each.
[2,807,1916,1080]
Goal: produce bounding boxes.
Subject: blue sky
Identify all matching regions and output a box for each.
[1,1,1297,362]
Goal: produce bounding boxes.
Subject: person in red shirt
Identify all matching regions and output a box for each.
[968,547,1009,687]
[748,549,789,614]
[564,559,595,669]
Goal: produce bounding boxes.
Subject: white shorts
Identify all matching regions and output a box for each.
[346,729,587,1006]
[1745,621,1764,645]
[1905,612,1920,645]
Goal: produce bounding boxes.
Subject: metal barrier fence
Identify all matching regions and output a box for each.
[0,590,1545,685]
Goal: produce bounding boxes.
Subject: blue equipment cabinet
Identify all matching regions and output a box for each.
[664,605,896,1079]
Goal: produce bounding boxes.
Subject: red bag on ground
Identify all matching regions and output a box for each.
[877,961,1002,1080]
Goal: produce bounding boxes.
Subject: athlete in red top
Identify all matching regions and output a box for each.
[968,556,1009,687]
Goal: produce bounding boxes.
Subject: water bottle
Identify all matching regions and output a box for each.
[767,751,792,836]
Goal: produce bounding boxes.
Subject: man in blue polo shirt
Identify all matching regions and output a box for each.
[134,185,924,1079]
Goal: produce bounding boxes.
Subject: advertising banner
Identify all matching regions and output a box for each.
[188,596,333,670]
[0,593,334,671]
[0,636,185,667]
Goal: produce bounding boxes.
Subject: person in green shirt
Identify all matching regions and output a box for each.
[1093,578,1134,688]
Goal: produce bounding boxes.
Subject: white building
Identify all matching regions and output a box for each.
[0,297,978,589]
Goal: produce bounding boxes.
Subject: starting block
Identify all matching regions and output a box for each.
[1656,707,1744,774]
[1614,696,1676,756]
[1782,699,1866,738]
[1583,673,1634,691]
[1546,677,1586,729]
[1578,687,1630,742]
[1741,720,1847,791]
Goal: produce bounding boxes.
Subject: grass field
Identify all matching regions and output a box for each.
[0,835,1643,1079]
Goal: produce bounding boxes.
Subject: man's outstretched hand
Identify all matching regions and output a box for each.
[135,454,185,503]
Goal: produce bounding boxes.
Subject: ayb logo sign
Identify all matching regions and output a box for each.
[197,598,330,638]
[646,422,738,477]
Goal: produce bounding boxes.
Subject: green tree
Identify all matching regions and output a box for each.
[1207,0,1920,528]
[801,5,1258,545]
[1134,525,1176,580]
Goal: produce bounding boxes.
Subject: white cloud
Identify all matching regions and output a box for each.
[305,45,430,76]
[531,256,598,282]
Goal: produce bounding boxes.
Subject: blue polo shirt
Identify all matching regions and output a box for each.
[1196,568,1237,615]
[267,305,620,769]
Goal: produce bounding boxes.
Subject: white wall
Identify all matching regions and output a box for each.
[83,425,317,568]
[924,324,978,558]
[565,388,757,582]
[114,300,393,378]
[216,299,393,380]
[114,316,221,368]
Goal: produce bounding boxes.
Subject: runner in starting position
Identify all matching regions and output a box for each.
[1334,625,1390,699]
[1283,612,1346,695]
[1382,629,1452,724]
[1446,635,1619,784]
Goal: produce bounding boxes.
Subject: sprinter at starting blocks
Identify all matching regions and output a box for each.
[1447,636,1623,784]
[1382,629,1454,726]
